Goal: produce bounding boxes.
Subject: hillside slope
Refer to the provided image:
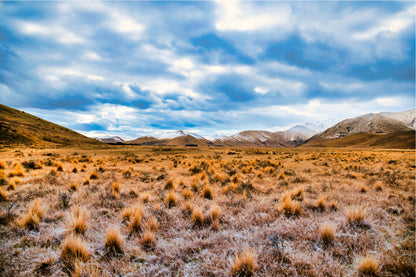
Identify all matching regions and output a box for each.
[0,104,102,147]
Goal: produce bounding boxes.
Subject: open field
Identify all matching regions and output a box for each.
[0,146,414,276]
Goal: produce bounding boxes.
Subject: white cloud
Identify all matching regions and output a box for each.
[16,21,86,44]
[214,0,291,31]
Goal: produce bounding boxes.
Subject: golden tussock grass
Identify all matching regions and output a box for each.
[141,193,150,203]
[230,249,256,277]
[345,206,366,225]
[182,201,193,213]
[69,182,78,191]
[8,163,24,177]
[191,207,204,227]
[212,218,220,231]
[72,166,78,173]
[320,222,336,245]
[105,228,123,255]
[83,178,90,186]
[358,255,379,276]
[7,181,15,191]
[89,172,98,180]
[57,163,63,172]
[61,235,89,267]
[0,161,5,170]
[112,181,121,194]
[317,196,326,211]
[69,206,88,235]
[202,184,213,200]
[147,216,159,232]
[140,230,156,248]
[183,188,193,200]
[278,194,302,217]
[0,188,8,201]
[164,179,174,190]
[210,204,221,221]
[128,207,143,234]
[165,190,177,208]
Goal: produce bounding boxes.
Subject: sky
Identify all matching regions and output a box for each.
[0,0,415,140]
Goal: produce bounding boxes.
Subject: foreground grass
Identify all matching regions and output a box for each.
[0,146,414,276]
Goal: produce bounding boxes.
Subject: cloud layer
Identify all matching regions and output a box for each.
[0,1,414,139]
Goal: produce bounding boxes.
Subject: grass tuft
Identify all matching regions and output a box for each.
[230,249,256,277]
[202,185,213,200]
[345,206,367,226]
[164,179,174,190]
[61,235,89,269]
[358,255,379,276]
[191,207,204,227]
[165,190,177,208]
[320,222,336,245]
[105,228,124,255]
[69,206,88,235]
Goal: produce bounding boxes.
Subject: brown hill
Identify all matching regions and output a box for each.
[126,135,212,147]
[302,131,415,149]
[0,104,102,147]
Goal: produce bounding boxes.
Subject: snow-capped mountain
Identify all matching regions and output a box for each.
[380,109,416,130]
[95,136,125,144]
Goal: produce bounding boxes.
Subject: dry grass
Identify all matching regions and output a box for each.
[230,249,256,277]
[112,181,121,193]
[202,184,213,200]
[165,190,177,208]
[0,147,414,276]
[69,206,88,235]
[191,206,204,227]
[164,179,174,190]
[0,188,7,201]
[61,235,89,269]
[358,255,379,276]
[104,228,123,255]
[140,230,156,248]
[345,206,367,225]
[320,222,336,245]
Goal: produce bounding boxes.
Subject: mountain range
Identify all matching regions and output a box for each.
[0,104,414,149]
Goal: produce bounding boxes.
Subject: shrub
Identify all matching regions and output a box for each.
[61,236,89,269]
[320,222,336,245]
[202,185,213,200]
[165,191,177,208]
[105,228,124,255]
[22,160,42,170]
[230,249,256,277]
[358,256,379,276]
[192,207,204,227]
[164,179,174,190]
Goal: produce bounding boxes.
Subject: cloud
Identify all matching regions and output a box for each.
[0,1,414,138]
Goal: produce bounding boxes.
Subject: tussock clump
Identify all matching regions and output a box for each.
[345,206,367,226]
[329,200,338,211]
[210,204,221,221]
[360,185,367,193]
[122,168,132,179]
[7,181,16,191]
[0,161,5,170]
[375,182,383,191]
[112,181,121,194]
[105,228,124,255]
[277,172,285,180]
[127,207,143,234]
[317,196,326,211]
[30,199,45,221]
[83,178,90,186]
[212,218,220,231]
[320,222,336,245]
[0,189,7,202]
[192,207,204,227]
[183,188,193,200]
[57,163,63,172]
[358,256,379,276]
[72,167,78,173]
[230,249,256,277]
[291,187,304,201]
[165,190,177,208]
[164,179,174,190]
[89,172,98,180]
[140,230,156,249]
[61,235,89,269]
[141,193,150,203]
[69,182,78,191]
[147,216,159,232]
[202,185,213,200]
[278,195,302,217]
[69,206,88,235]
[18,210,40,230]
[8,164,24,177]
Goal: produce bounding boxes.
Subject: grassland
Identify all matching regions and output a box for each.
[0,146,414,276]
